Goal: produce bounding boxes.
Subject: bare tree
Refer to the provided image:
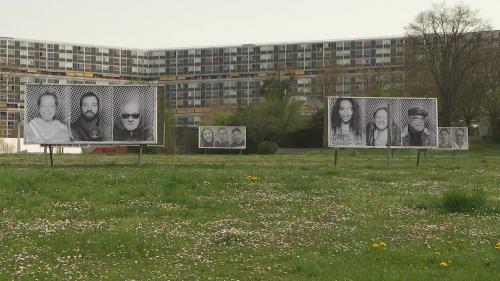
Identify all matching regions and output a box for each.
[455,45,489,127]
[481,43,500,141]
[313,58,344,147]
[405,2,491,126]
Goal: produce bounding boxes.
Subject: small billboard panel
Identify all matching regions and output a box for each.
[328,97,438,148]
[438,127,469,150]
[199,126,246,149]
[25,84,157,145]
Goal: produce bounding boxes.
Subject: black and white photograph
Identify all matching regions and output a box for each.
[198,126,246,149]
[328,97,366,147]
[112,86,156,143]
[328,97,438,148]
[25,85,71,144]
[438,127,469,150]
[69,86,113,143]
[25,84,157,145]
[364,99,402,147]
[399,98,438,148]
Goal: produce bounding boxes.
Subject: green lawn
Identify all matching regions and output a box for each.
[0,140,499,280]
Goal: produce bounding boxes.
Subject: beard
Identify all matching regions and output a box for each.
[82,111,98,121]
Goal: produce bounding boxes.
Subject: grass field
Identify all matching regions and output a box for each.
[0,140,499,280]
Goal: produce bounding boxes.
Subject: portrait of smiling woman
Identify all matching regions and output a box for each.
[365,107,401,147]
[330,98,365,146]
[199,127,215,147]
[26,92,70,144]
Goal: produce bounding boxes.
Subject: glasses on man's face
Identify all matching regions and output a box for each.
[411,116,425,121]
[121,113,140,119]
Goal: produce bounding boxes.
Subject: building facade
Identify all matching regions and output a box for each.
[1,35,414,137]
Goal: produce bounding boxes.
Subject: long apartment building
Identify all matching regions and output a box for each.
[0,34,435,137]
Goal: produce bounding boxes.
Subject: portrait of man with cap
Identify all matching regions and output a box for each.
[401,106,436,147]
[70,91,111,141]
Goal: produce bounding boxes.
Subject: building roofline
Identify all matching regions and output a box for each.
[1,34,405,52]
[2,29,498,51]
[146,34,406,51]
[0,36,147,51]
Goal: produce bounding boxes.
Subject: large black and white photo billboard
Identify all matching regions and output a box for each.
[199,126,246,149]
[438,127,468,150]
[25,84,157,145]
[328,97,438,148]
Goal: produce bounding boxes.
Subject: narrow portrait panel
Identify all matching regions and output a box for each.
[69,86,113,143]
[25,85,71,144]
[112,86,157,143]
[328,97,366,147]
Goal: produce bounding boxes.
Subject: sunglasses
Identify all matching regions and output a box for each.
[121,113,140,119]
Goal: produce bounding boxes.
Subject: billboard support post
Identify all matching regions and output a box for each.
[17,120,21,153]
[49,145,54,167]
[386,103,392,168]
[416,149,428,167]
[386,147,391,168]
[137,145,143,166]
[334,148,338,166]
[43,146,48,167]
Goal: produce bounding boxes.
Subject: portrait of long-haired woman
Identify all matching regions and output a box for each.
[330,98,365,146]
[365,107,401,147]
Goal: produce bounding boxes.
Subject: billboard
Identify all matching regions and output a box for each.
[25,84,157,145]
[328,97,438,148]
[198,126,246,149]
[438,127,469,150]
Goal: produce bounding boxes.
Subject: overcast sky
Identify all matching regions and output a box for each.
[1,0,498,49]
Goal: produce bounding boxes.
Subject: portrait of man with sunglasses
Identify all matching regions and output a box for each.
[113,100,153,141]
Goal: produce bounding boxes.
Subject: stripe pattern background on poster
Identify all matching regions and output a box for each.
[24,84,157,145]
[328,97,438,149]
[199,126,246,149]
[437,127,469,150]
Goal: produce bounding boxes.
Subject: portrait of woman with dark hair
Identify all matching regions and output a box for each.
[330,98,365,146]
[199,127,215,147]
[439,128,453,149]
[366,107,401,147]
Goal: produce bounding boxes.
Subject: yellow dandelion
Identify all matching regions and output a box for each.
[378,241,387,248]
[245,175,258,181]
[161,203,173,212]
[496,241,500,248]
[439,262,448,267]
[371,243,380,249]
